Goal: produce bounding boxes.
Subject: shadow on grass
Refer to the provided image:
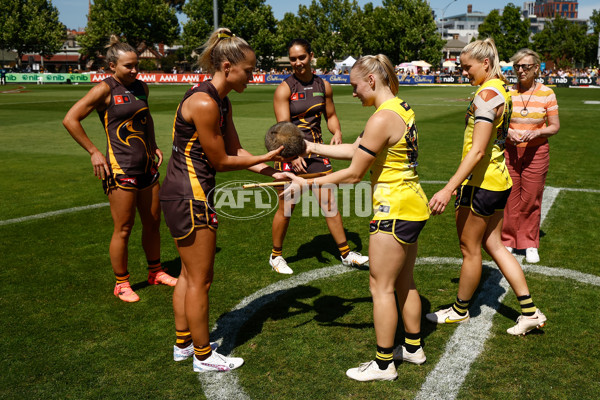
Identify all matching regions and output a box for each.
[420,264,537,338]
[286,231,365,265]
[211,285,372,356]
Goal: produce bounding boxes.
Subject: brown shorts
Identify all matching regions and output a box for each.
[369,219,427,244]
[102,166,159,195]
[161,199,218,240]
[455,185,511,217]
[274,157,332,175]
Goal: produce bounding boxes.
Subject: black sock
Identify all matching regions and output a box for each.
[404,332,421,353]
[375,345,394,370]
[517,294,536,316]
[452,296,470,316]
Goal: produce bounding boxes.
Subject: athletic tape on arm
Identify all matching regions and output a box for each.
[473,88,504,124]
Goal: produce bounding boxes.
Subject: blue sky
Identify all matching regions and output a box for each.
[54,0,599,30]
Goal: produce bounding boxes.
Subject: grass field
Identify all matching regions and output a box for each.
[1,82,599,399]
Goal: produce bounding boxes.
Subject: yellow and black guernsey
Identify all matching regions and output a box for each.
[160,81,229,205]
[370,98,430,222]
[462,78,512,191]
[285,74,327,160]
[97,76,153,175]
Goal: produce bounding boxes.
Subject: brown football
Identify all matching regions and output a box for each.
[264,121,306,158]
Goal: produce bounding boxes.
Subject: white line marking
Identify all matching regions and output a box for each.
[416,263,510,400]
[0,203,109,226]
[199,258,600,400]
[540,186,561,225]
[199,265,356,400]
[1,185,595,227]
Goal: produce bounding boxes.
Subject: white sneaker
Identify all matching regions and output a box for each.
[341,251,369,267]
[346,360,397,382]
[507,309,547,336]
[393,345,426,365]
[269,256,293,274]
[426,306,470,324]
[173,342,218,362]
[505,246,513,254]
[192,350,244,372]
[526,248,540,263]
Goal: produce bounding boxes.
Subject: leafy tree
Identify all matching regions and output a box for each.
[80,0,180,60]
[367,0,444,66]
[181,0,217,60]
[221,0,279,70]
[182,0,278,70]
[0,0,65,66]
[586,9,600,66]
[478,3,530,61]
[165,0,185,12]
[532,15,587,69]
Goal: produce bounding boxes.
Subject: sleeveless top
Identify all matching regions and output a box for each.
[461,78,512,191]
[97,76,153,175]
[160,81,230,203]
[284,74,327,159]
[370,97,430,221]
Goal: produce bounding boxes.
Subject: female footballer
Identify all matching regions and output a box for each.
[426,39,547,336]
[283,54,429,381]
[269,38,368,274]
[161,28,288,373]
[63,35,176,303]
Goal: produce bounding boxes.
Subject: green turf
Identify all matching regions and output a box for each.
[0,83,599,399]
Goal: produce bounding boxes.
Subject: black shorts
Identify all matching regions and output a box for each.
[161,199,218,240]
[454,185,511,217]
[274,157,332,176]
[103,166,159,194]
[369,219,427,244]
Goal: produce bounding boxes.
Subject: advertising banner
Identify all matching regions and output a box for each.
[5,73,598,86]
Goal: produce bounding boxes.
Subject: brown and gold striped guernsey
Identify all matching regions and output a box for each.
[97,76,152,175]
[284,74,326,158]
[160,81,230,203]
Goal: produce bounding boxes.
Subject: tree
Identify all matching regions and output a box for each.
[478,3,530,61]
[221,0,279,70]
[181,0,217,60]
[0,0,65,66]
[366,0,444,66]
[80,0,180,60]
[300,0,365,69]
[182,0,279,70]
[532,15,587,69]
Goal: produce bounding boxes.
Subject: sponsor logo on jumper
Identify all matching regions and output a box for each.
[290,92,306,101]
[114,95,131,105]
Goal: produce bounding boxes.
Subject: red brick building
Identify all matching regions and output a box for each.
[534,0,578,18]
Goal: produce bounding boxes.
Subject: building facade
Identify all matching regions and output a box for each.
[534,0,578,19]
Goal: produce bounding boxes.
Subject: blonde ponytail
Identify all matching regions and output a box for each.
[461,38,506,83]
[352,54,399,95]
[197,28,253,74]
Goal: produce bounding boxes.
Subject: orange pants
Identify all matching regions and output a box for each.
[502,142,549,249]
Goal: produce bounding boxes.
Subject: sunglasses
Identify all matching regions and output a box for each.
[514,64,536,72]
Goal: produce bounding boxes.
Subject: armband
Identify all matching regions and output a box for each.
[358,144,377,157]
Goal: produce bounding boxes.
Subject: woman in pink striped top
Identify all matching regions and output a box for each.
[502,49,560,263]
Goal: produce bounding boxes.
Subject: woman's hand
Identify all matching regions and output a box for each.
[280,174,309,201]
[291,157,308,173]
[153,147,164,167]
[507,128,522,143]
[428,188,453,216]
[519,129,540,142]
[90,150,110,180]
[330,133,343,145]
